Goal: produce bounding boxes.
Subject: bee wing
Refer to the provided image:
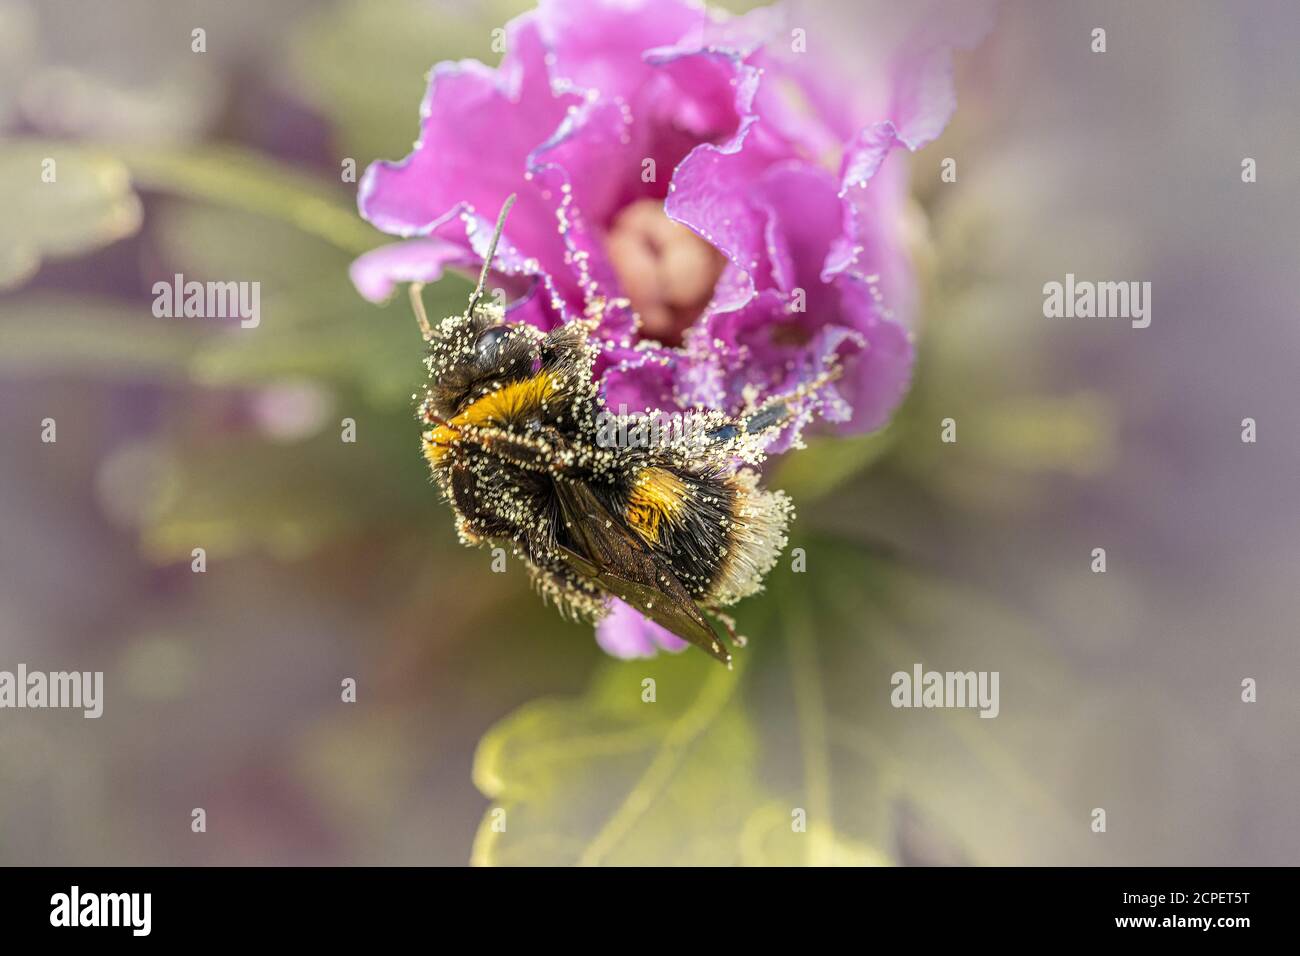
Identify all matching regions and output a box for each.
[557,547,731,666]
[554,480,731,666]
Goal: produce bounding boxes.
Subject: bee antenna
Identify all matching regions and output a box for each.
[467,193,517,316]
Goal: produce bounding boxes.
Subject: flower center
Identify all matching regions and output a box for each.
[605,199,725,346]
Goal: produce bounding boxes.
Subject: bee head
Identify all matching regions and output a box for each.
[407,194,547,421]
[420,309,543,421]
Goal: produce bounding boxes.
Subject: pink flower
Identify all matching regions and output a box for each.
[352,0,992,657]
[596,599,690,659]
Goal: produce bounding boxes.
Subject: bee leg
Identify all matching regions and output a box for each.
[704,403,790,444]
[707,608,747,648]
[448,461,512,540]
[470,427,580,477]
[421,410,455,429]
[409,282,434,340]
[708,361,848,444]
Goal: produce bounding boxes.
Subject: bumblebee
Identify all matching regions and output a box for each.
[409,196,828,666]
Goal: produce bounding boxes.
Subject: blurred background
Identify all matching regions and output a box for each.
[1,0,1297,865]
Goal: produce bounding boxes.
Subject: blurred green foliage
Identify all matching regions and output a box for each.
[470,531,1093,866]
[0,146,141,289]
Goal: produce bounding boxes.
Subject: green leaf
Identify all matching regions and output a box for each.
[471,650,768,866]
[120,143,380,255]
[0,197,469,406]
[738,802,892,866]
[0,146,142,289]
[781,538,1095,866]
[3,138,380,260]
[471,530,1098,866]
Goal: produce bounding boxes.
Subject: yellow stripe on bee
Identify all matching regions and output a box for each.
[424,372,558,463]
[625,467,688,543]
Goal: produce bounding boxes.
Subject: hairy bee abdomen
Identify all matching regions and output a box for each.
[615,464,792,607]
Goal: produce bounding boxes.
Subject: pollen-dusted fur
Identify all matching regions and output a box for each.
[410,195,831,665]
[625,467,688,544]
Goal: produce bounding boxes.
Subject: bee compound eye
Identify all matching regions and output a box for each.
[474,326,512,364]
